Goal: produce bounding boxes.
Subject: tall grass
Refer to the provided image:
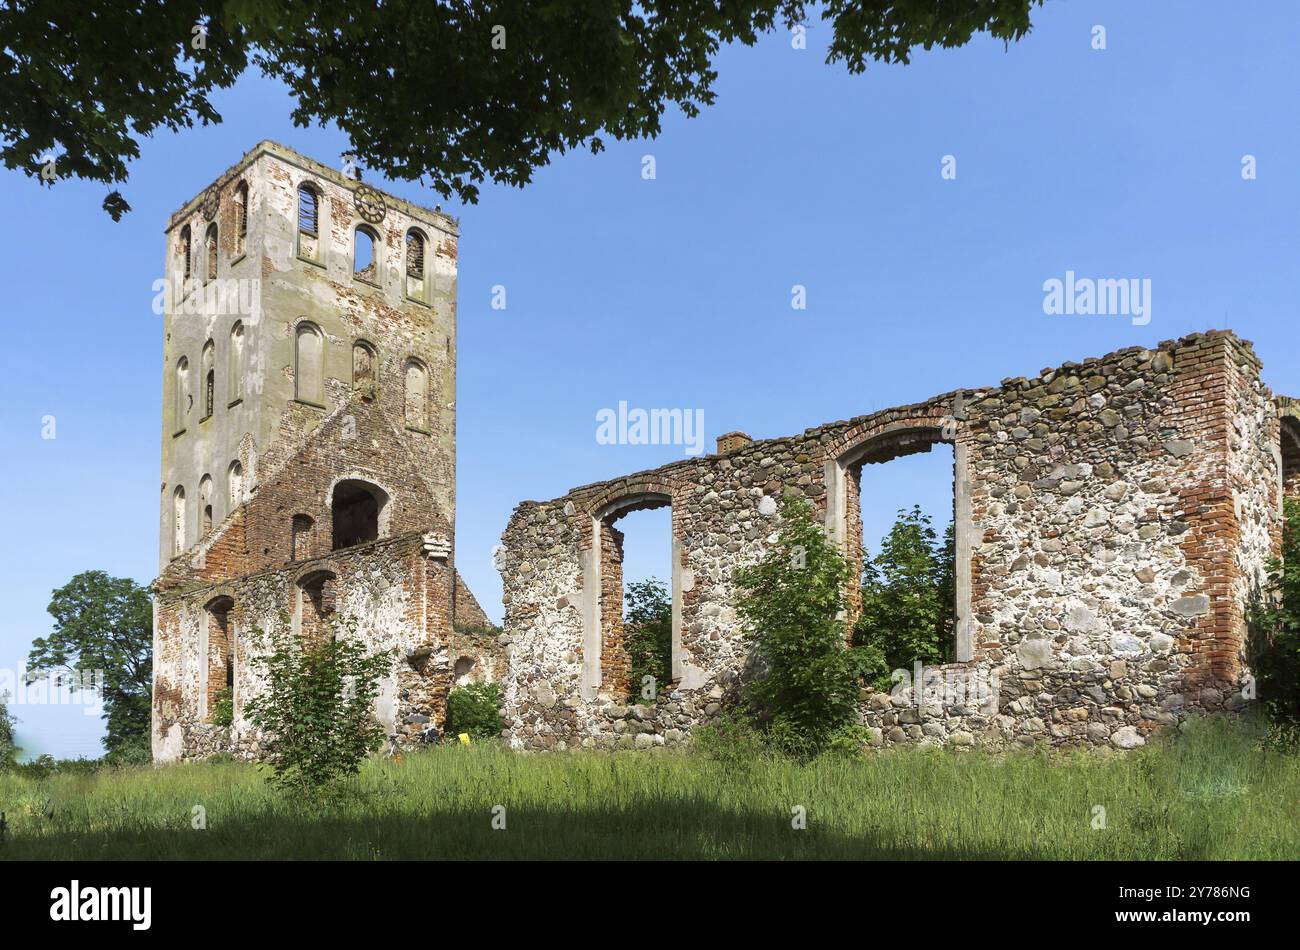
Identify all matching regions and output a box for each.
[0,716,1296,859]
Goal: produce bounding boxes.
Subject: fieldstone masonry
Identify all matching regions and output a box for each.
[500,331,1298,751]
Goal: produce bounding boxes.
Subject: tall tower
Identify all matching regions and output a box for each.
[158,141,458,569]
[152,143,497,762]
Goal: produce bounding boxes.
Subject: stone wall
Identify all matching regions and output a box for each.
[498,331,1287,752]
[154,533,506,761]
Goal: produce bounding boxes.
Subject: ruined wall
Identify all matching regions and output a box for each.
[153,534,505,761]
[499,332,1281,751]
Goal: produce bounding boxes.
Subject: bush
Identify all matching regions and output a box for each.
[0,698,16,771]
[1248,497,1300,743]
[445,682,503,740]
[624,578,673,702]
[211,687,234,728]
[734,493,876,759]
[243,616,392,794]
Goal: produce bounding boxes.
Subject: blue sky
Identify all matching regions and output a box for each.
[1,1,1296,758]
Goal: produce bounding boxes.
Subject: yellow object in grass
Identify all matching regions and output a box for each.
[458,733,471,746]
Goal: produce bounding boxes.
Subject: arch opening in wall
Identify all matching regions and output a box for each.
[403,358,429,431]
[297,182,321,261]
[405,228,427,300]
[582,491,681,702]
[199,474,214,536]
[828,424,972,664]
[204,595,235,722]
[352,340,377,399]
[453,656,476,686]
[296,570,337,645]
[294,320,325,406]
[172,485,186,556]
[331,479,390,550]
[227,321,245,406]
[200,339,215,420]
[1281,417,1300,511]
[173,356,190,434]
[227,460,244,509]
[204,223,218,283]
[233,181,248,257]
[179,225,193,282]
[354,225,379,283]
[291,513,315,561]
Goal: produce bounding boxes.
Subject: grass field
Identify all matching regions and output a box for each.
[1,717,1296,860]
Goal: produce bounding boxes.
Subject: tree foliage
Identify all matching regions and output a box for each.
[243,616,392,793]
[735,493,873,757]
[624,577,673,702]
[0,1,1046,217]
[1248,497,1300,734]
[446,682,504,740]
[853,506,955,688]
[27,570,153,761]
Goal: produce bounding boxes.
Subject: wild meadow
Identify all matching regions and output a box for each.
[1,716,1296,860]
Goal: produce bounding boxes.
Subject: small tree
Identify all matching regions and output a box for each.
[624,578,673,702]
[854,507,956,688]
[1248,497,1300,733]
[735,494,875,757]
[244,616,392,793]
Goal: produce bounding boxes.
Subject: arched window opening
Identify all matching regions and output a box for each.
[172,485,187,556]
[179,225,192,281]
[294,321,324,406]
[354,226,379,283]
[352,341,377,399]
[297,183,321,261]
[831,426,971,667]
[403,358,429,431]
[1283,419,1300,505]
[454,656,476,687]
[204,223,218,283]
[199,475,214,535]
[227,460,244,508]
[205,596,235,722]
[292,514,315,561]
[584,493,679,702]
[331,479,389,550]
[297,184,319,235]
[227,321,244,405]
[234,181,248,257]
[173,356,190,434]
[200,340,215,420]
[405,229,426,299]
[297,571,337,645]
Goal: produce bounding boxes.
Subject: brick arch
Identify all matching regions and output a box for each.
[577,476,684,701]
[823,413,973,662]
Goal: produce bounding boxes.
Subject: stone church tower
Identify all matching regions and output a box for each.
[152,142,500,762]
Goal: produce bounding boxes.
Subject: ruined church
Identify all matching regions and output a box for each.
[152,144,1299,760]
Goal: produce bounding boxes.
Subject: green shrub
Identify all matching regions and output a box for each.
[243,616,392,794]
[734,493,876,759]
[211,687,234,728]
[1248,497,1300,744]
[445,682,503,740]
[0,698,16,771]
[624,578,673,702]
